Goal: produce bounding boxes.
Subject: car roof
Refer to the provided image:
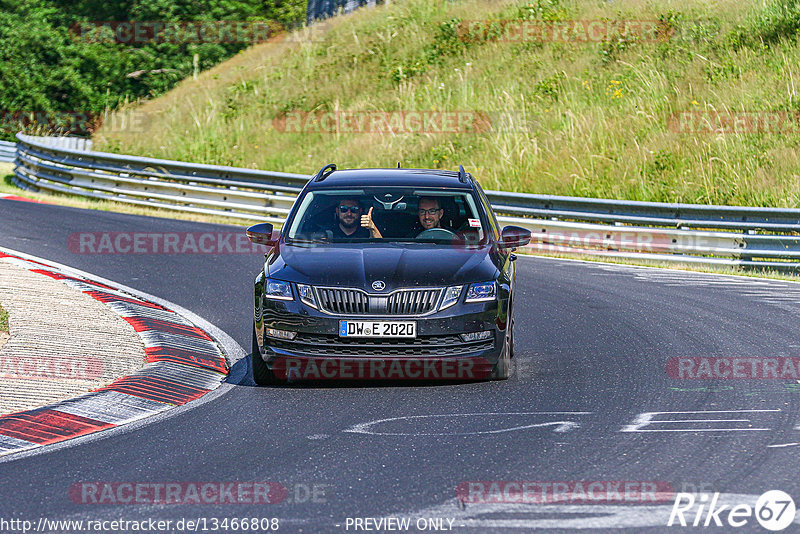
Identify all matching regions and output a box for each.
[306,168,475,190]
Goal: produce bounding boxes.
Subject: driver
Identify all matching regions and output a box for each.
[417,197,444,230]
[405,197,445,237]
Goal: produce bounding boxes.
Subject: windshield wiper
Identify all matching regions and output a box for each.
[289,238,327,245]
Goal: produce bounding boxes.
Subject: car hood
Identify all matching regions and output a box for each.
[267,243,499,290]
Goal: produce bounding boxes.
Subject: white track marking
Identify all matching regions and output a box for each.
[344,413,591,436]
[54,391,172,424]
[0,434,37,453]
[138,330,222,353]
[132,362,226,390]
[621,410,780,433]
[105,301,192,324]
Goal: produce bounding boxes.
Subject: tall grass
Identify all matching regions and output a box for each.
[95,0,800,206]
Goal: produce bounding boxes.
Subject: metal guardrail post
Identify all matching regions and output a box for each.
[0,140,16,164]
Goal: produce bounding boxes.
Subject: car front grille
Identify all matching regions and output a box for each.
[268,333,494,357]
[317,288,369,314]
[316,287,442,316]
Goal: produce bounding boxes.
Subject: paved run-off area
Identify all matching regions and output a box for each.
[0,259,145,415]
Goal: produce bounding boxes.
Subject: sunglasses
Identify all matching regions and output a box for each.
[338,205,362,213]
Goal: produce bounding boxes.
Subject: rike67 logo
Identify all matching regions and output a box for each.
[668,490,796,531]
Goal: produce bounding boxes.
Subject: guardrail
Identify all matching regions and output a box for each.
[13,133,800,269]
[14,133,303,224]
[0,140,15,163]
[307,0,380,24]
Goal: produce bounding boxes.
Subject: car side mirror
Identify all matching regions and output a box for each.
[246,222,279,247]
[500,225,531,251]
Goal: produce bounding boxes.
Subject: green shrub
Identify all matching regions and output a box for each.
[750,0,800,45]
[516,0,568,22]
[0,0,307,141]
[729,0,800,49]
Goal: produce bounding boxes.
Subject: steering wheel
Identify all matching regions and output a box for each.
[416,228,457,240]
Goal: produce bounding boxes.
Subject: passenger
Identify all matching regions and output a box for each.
[332,199,381,238]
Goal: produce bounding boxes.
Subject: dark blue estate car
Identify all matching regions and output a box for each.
[246,164,531,384]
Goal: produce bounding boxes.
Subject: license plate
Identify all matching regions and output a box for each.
[339,321,416,338]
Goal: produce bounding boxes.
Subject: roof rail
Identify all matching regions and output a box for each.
[458,164,468,183]
[313,163,337,182]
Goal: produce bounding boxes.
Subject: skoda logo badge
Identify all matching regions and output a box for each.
[372,280,386,291]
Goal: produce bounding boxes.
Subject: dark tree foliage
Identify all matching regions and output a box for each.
[0,0,306,140]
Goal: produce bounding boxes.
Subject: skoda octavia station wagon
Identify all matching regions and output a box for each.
[246,164,531,385]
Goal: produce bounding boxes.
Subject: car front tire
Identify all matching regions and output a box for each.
[489,322,512,380]
[251,325,284,386]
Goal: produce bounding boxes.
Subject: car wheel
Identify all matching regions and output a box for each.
[251,325,284,386]
[489,326,511,381]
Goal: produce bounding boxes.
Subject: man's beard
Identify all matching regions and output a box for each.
[340,217,358,229]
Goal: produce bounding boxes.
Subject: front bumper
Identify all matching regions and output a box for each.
[254,296,506,380]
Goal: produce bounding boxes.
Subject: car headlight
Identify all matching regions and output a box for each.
[439,285,463,310]
[465,281,496,302]
[265,278,293,301]
[297,284,317,308]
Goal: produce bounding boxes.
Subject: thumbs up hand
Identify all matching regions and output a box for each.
[360,207,382,238]
[361,207,375,230]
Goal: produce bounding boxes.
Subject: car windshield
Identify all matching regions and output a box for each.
[286,187,487,245]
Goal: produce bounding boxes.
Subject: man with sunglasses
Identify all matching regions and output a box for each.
[332,199,382,239]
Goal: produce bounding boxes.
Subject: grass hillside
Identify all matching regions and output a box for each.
[95,0,800,206]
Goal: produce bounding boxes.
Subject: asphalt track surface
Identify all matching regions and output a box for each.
[2,198,800,533]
